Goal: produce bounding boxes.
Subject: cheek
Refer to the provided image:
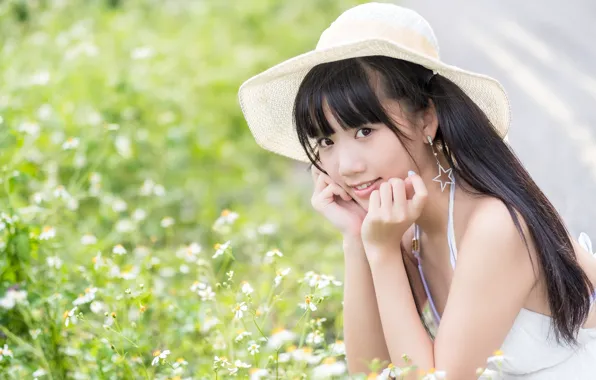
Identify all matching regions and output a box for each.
[376,136,411,172]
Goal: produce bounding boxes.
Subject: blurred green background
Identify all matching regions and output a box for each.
[0,0,376,379]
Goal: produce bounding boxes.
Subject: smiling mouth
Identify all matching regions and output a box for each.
[353,180,378,190]
[350,178,382,195]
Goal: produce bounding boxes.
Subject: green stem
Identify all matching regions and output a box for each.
[0,325,54,380]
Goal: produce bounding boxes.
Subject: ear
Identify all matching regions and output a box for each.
[421,98,439,142]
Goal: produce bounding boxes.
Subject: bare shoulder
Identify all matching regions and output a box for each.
[470,197,530,236]
[464,197,538,274]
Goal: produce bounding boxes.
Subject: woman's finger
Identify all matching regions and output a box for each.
[390,178,406,214]
[379,181,393,211]
[314,171,330,192]
[407,174,428,215]
[368,189,380,212]
[404,177,415,200]
[333,184,352,202]
[315,182,352,203]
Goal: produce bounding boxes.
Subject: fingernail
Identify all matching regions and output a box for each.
[408,170,416,177]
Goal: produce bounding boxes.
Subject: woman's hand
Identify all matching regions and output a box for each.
[310,166,367,237]
[361,173,428,254]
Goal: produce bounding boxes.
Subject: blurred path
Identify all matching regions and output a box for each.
[403,0,596,238]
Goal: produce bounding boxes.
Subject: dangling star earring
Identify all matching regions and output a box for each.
[427,135,454,192]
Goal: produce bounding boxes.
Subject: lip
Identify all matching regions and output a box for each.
[351,178,382,199]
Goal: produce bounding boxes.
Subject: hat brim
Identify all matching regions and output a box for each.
[238,38,510,163]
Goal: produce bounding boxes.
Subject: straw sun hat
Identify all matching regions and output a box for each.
[238,2,510,163]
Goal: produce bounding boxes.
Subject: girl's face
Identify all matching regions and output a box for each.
[317,99,426,211]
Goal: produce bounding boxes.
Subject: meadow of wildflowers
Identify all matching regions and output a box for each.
[0,0,383,378]
[0,1,511,379]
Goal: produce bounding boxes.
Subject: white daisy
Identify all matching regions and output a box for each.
[248,342,260,355]
[266,328,296,349]
[81,234,97,245]
[198,286,215,301]
[421,369,447,380]
[151,349,170,366]
[160,217,174,228]
[213,209,239,228]
[233,302,248,319]
[62,137,80,150]
[299,295,317,312]
[306,330,324,346]
[379,363,404,379]
[274,268,291,287]
[241,282,254,296]
[266,248,283,257]
[112,244,127,255]
[257,223,277,235]
[39,226,56,240]
[250,368,269,380]
[213,355,231,368]
[312,357,347,379]
[0,344,13,361]
[64,306,78,327]
[111,198,127,212]
[486,350,506,366]
[212,241,231,259]
[235,330,253,342]
[46,256,63,269]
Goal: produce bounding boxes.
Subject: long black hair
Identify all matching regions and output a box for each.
[292,55,594,346]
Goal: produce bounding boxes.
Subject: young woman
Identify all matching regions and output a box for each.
[238,3,596,379]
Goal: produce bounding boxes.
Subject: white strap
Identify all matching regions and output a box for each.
[447,179,457,269]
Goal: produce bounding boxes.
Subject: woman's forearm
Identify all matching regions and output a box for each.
[367,249,434,371]
[342,235,391,374]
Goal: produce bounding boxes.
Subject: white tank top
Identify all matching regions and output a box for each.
[412,179,596,378]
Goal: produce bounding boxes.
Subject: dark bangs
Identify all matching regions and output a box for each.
[293,57,404,170]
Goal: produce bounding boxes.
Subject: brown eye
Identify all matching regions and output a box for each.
[317,137,333,147]
[356,128,372,138]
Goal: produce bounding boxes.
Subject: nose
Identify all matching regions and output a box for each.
[337,146,366,178]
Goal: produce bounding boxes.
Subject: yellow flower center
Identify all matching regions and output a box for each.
[305,295,312,304]
[286,345,297,352]
[43,226,52,232]
[493,349,504,356]
[214,243,221,250]
[176,358,185,363]
[153,350,161,357]
[367,373,379,380]
[221,209,231,216]
[323,357,336,365]
[388,363,395,369]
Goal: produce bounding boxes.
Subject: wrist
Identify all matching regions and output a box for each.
[342,233,362,246]
[363,242,403,265]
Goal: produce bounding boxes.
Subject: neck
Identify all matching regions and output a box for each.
[415,174,453,236]
[415,153,461,237]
